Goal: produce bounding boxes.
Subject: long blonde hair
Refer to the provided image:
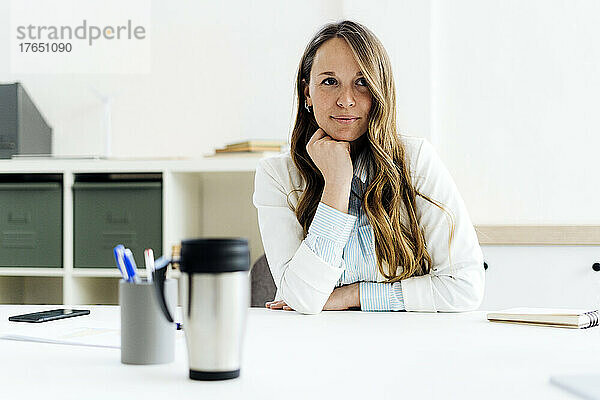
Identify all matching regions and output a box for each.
[288,20,455,282]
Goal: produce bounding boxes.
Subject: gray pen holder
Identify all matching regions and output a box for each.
[119,278,177,365]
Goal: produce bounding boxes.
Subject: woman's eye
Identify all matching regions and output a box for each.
[356,78,368,86]
[322,78,337,85]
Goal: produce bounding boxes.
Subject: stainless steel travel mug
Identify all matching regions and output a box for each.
[180,238,250,380]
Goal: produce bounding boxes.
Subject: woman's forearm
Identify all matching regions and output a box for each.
[349,282,360,308]
[323,282,361,311]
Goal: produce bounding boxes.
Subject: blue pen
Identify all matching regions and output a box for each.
[113,245,129,281]
[123,248,141,284]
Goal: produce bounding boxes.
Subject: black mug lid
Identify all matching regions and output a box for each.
[179,238,249,273]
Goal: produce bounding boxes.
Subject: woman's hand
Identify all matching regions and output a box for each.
[306,128,353,188]
[265,283,360,312]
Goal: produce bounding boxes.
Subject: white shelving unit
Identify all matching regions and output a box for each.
[0,156,268,305]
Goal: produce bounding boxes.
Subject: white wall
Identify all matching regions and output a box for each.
[432,0,600,224]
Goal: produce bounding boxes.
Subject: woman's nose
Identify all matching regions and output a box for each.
[336,86,356,108]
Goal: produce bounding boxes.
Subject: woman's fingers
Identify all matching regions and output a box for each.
[265,300,285,309]
[307,128,327,147]
[265,300,295,311]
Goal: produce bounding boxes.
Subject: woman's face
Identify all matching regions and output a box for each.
[304,37,372,142]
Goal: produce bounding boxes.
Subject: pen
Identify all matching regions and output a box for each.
[113,245,129,281]
[144,248,154,283]
[123,248,141,284]
[153,255,171,272]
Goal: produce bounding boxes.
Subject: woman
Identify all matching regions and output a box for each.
[252,20,484,315]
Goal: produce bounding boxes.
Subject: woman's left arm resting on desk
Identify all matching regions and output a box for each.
[360,139,485,313]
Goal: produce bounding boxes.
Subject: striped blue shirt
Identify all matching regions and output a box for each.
[304,148,405,311]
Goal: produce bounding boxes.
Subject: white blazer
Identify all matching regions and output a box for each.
[252,135,484,314]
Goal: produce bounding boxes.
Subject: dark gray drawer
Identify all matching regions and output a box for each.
[0,182,62,267]
[73,181,162,268]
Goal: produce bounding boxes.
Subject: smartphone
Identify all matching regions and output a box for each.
[8,308,90,323]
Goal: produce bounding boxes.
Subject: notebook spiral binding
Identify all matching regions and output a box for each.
[583,310,599,329]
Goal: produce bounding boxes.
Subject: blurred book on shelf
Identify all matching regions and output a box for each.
[207,139,288,157]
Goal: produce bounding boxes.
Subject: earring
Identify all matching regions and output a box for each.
[304,100,312,113]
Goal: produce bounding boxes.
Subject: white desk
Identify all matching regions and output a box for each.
[0,305,597,399]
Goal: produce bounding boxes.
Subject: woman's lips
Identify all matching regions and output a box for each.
[331,116,359,124]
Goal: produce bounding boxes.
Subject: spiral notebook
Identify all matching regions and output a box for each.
[487,308,599,329]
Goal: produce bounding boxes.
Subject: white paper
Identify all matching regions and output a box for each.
[0,326,120,349]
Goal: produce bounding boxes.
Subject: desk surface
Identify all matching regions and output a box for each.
[0,305,597,399]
